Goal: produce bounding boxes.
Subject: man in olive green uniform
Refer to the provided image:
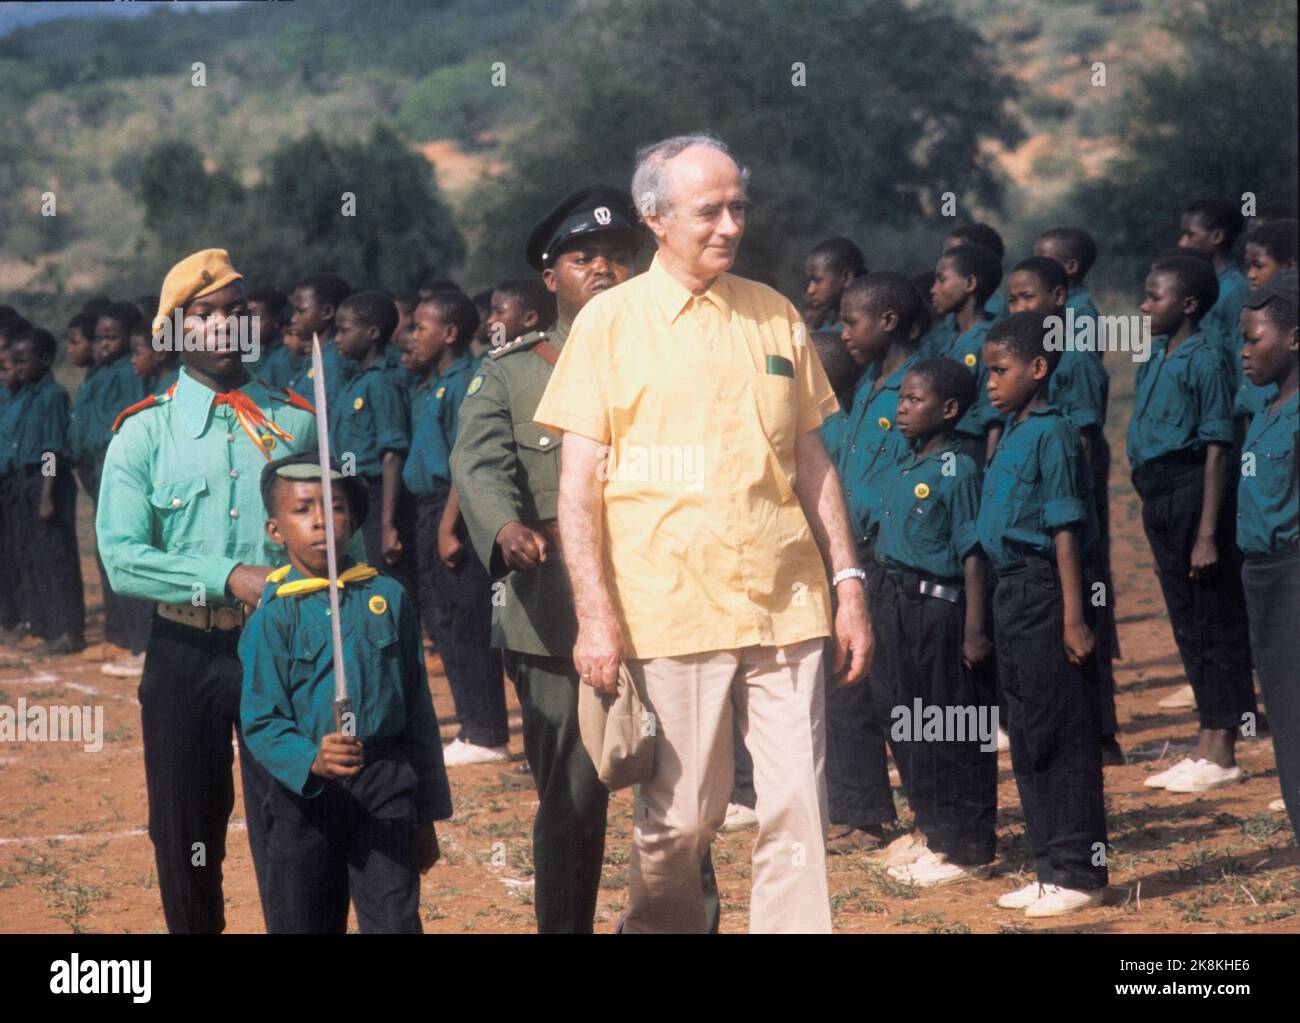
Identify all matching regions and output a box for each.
[454,187,718,932]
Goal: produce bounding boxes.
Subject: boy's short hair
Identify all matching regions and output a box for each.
[987,311,1063,374]
[420,276,463,295]
[1184,198,1245,250]
[339,290,400,344]
[0,315,32,346]
[80,296,112,316]
[420,290,480,354]
[494,277,558,327]
[1011,255,1069,295]
[395,293,421,315]
[101,301,143,334]
[296,273,351,310]
[1036,226,1097,278]
[248,285,288,316]
[910,271,936,336]
[811,329,863,395]
[1151,255,1220,320]
[809,237,868,278]
[948,222,1005,261]
[842,271,926,337]
[907,357,977,419]
[13,324,57,362]
[260,452,369,527]
[1249,219,1298,265]
[68,311,99,338]
[943,244,1003,303]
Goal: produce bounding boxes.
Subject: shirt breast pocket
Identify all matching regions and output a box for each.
[290,622,329,691]
[1257,447,1295,500]
[752,373,798,454]
[902,499,944,554]
[515,424,563,493]
[148,475,209,545]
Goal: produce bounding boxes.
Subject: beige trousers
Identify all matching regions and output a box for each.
[622,637,832,933]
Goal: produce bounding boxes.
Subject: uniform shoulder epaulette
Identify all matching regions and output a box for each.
[266,565,293,584]
[268,387,316,414]
[111,381,178,434]
[489,330,548,359]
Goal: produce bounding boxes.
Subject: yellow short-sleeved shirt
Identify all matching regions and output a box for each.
[534,253,840,658]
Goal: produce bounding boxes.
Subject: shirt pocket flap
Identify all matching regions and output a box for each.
[149,475,209,510]
[516,425,563,454]
[364,612,400,650]
[294,621,330,662]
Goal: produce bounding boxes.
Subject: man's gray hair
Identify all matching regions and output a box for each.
[631,133,750,219]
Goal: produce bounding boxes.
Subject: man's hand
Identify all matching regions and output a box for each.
[1063,617,1095,666]
[573,613,624,694]
[1189,533,1219,578]
[416,823,440,873]
[227,564,274,607]
[962,627,992,671]
[381,523,403,565]
[37,493,55,520]
[438,523,465,570]
[832,581,873,687]
[310,732,364,780]
[496,521,548,572]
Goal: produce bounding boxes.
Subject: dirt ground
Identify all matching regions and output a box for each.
[1,351,1297,935]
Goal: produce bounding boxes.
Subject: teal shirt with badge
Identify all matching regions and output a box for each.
[875,441,982,581]
[838,352,918,538]
[2,371,71,473]
[287,335,353,411]
[403,353,477,496]
[1237,392,1299,557]
[941,319,998,439]
[330,360,409,479]
[238,562,452,821]
[976,404,1096,569]
[1126,331,1234,471]
[95,366,362,607]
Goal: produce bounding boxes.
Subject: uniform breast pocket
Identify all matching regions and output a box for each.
[290,623,329,691]
[752,373,798,453]
[148,475,209,544]
[1257,448,1296,500]
[514,424,563,495]
[902,500,944,553]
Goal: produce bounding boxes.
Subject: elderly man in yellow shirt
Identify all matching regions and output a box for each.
[534,134,873,933]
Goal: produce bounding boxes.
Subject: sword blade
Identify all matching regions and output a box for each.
[310,335,350,716]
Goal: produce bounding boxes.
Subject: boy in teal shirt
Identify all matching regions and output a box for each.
[977,311,1107,918]
[803,236,867,332]
[1035,226,1104,360]
[1178,198,1251,404]
[0,342,23,640]
[240,451,450,932]
[1129,254,1255,794]
[1236,272,1299,839]
[1236,219,1296,417]
[288,273,353,407]
[946,222,1008,322]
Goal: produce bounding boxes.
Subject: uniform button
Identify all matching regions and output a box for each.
[539,436,550,447]
[230,469,239,479]
[230,509,239,519]
[171,497,182,509]
[227,433,235,442]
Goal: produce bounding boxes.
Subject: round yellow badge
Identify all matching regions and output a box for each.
[877,416,891,430]
[368,595,388,615]
[307,368,315,379]
[914,483,931,500]
[467,375,484,396]
[353,396,364,411]
[436,386,446,399]
[963,353,977,368]
[259,433,277,452]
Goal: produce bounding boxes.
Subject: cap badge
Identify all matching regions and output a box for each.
[594,206,612,226]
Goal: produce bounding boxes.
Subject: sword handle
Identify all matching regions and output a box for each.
[333,697,354,736]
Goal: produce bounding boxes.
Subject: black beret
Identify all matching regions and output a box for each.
[1243,269,1298,311]
[260,451,369,528]
[525,185,643,271]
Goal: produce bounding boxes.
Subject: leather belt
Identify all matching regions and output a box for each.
[157,601,247,631]
[917,579,962,604]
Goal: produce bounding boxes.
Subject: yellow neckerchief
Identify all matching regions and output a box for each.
[270,563,379,598]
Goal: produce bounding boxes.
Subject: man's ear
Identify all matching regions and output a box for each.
[1210,228,1226,250]
[1063,258,1080,279]
[962,273,979,296]
[542,269,558,294]
[266,518,284,547]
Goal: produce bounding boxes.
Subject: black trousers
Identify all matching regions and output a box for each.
[358,474,418,598]
[138,613,273,933]
[993,558,1108,890]
[8,467,85,640]
[824,546,900,828]
[0,477,20,630]
[887,574,998,865]
[503,651,610,933]
[262,740,422,934]
[417,493,507,748]
[84,456,152,652]
[1087,431,1120,736]
[1242,549,1300,842]
[1133,454,1256,731]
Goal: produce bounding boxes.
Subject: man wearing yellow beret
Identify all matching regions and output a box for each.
[97,248,361,932]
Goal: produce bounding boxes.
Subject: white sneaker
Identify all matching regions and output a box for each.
[1024,884,1102,918]
[1143,757,1203,789]
[996,727,1010,752]
[101,652,146,677]
[997,881,1043,909]
[720,802,759,832]
[441,737,510,767]
[889,851,990,888]
[867,831,927,867]
[1269,798,1286,812]
[1165,760,1242,793]
[1157,684,1196,710]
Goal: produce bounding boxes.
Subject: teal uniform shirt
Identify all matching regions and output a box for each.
[1048,348,1109,431]
[839,352,918,538]
[1126,331,1234,471]
[403,353,477,496]
[95,366,363,608]
[254,342,299,390]
[287,336,353,411]
[145,366,180,396]
[875,440,982,581]
[1204,265,1250,363]
[917,314,957,359]
[383,342,416,393]
[330,361,409,479]
[238,562,452,821]
[984,291,1009,323]
[0,387,22,476]
[2,371,71,473]
[1064,285,1103,359]
[1237,391,1299,557]
[819,407,851,466]
[82,355,145,465]
[68,366,99,465]
[976,404,1096,569]
[941,319,997,439]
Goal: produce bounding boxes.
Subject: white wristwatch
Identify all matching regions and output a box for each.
[831,567,868,587]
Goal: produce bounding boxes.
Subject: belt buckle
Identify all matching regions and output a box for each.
[211,606,241,631]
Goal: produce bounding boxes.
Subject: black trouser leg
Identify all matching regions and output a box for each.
[346,748,422,934]
[0,478,20,630]
[15,469,85,640]
[505,651,609,933]
[994,559,1108,890]
[262,775,351,934]
[1242,551,1300,842]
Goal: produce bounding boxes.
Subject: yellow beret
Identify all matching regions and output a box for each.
[152,249,244,336]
